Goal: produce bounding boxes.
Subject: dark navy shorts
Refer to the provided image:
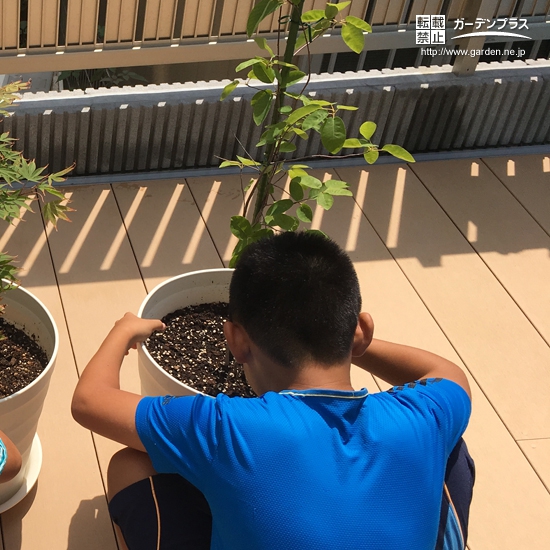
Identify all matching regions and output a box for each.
[109,439,474,550]
[109,473,212,550]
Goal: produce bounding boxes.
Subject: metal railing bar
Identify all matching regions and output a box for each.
[170,0,179,41]
[211,0,225,37]
[399,0,413,25]
[382,0,392,25]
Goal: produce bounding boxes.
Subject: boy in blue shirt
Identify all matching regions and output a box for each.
[72,232,474,549]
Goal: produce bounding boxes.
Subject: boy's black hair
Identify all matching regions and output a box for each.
[229,231,362,368]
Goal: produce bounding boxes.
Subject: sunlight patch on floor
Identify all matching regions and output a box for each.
[141,183,184,268]
[58,189,107,274]
[182,180,221,264]
[386,168,406,249]
[467,221,478,243]
[345,170,368,252]
[101,186,147,271]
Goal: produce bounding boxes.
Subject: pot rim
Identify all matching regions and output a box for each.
[137,267,234,319]
[0,282,59,403]
[137,268,234,389]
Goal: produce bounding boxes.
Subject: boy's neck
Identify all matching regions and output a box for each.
[251,356,355,394]
[281,363,354,392]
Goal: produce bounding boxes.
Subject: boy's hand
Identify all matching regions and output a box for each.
[72,312,165,452]
[111,312,165,351]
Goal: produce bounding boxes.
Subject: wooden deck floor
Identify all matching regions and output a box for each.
[0,154,549,549]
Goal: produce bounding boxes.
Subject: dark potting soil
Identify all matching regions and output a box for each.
[0,318,49,398]
[145,303,256,398]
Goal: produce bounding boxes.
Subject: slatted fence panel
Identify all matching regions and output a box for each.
[2,65,549,176]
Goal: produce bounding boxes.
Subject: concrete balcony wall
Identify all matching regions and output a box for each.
[1,61,549,177]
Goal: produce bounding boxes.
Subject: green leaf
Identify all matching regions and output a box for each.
[342,22,365,54]
[282,70,306,87]
[302,10,325,23]
[316,192,334,210]
[271,213,298,231]
[247,0,282,36]
[359,121,377,140]
[302,109,328,131]
[279,105,292,114]
[252,63,275,84]
[324,180,353,196]
[251,227,274,243]
[364,149,379,164]
[46,163,74,183]
[325,3,339,19]
[306,100,333,107]
[219,160,241,168]
[296,204,313,223]
[298,175,323,189]
[292,128,308,140]
[305,228,328,238]
[345,16,372,33]
[321,116,346,154]
[229,239,247,268]
[42,201,71,227]
[220,80,239,101]
[230,216,252,239]
[251,90,273,126]
[236,155,261,167]
[273,60,299,69]
[278,141,297,153]
[286,104,322,126]
[288,166,309,179]
[266,199,293,217]
[289,178,304,201]
[324,179,348,189]
[254,37,274,56]
[325,187,353,196]
[235,57,265,73]
[381,144,415,163]
[335,1,351,11]
[336,105,358,111]
[343,138,364,148]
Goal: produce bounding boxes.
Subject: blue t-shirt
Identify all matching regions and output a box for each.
[136,378,470,550]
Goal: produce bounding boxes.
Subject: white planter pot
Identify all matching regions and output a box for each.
[0,284,58,512]
[137,268,233,397]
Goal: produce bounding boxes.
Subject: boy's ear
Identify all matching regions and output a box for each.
[224,321,251,364]
[351,312,374,357]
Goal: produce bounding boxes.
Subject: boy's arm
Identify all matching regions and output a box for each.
[352,338,471,399]
[0,430,22,482]
[71,313,165,451]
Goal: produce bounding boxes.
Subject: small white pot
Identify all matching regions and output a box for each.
[137,268,233,397]
[0,284,58,512]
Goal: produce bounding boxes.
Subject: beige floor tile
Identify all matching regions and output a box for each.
[518,438,550,492]
[0,200,117,549]
[336,164,550,440]
[112,179,223,291]
[482,155,550,235]
[186,174,250,267]
[411,158,550,345]
[44,185,149,489]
